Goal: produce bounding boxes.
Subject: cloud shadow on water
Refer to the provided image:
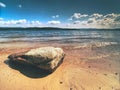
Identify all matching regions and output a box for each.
[4,60,51,78]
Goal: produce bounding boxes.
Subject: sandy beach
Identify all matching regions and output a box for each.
[0,42,120,90]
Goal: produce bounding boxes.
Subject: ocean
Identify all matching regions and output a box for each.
[0,29,120,53]
[0,29,120,45]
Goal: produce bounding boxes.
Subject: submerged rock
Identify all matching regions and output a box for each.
[8,47,65,73]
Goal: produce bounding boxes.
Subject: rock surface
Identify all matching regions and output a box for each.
[8,47,65,72]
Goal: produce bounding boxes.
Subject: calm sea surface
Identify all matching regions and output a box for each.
[0,29,120,45]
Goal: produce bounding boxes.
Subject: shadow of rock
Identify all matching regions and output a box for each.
[4,60,51,78]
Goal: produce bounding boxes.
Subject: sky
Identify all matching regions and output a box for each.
[0,0,120,28]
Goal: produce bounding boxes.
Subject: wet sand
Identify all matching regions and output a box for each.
[0,42,120,90]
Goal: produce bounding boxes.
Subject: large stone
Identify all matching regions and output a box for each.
[8,47,65,72]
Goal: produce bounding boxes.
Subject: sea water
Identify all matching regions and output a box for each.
[0,29,120,53]
[0,29,120,45]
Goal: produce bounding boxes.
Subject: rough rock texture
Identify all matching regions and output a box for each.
[8,47,65,72]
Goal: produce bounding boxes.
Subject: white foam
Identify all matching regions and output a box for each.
[74,42,118,49]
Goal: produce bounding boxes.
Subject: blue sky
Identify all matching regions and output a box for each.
[0,0,120,28]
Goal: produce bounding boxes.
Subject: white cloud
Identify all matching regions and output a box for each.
[0,19,27,27]
[89,13,120,28]
[6,19,27,24]
[52,15,59,18]
[0,2,6,8]
[70,13,88,20]
[47,20,61,25]
[69,13,120,29]
[52,16,56,19]
[18,5,22,8]
[90,13,103,19]
[73,21,81,24]
[31,21,41,24]
[0,19,42,27]
[30,21,42,27]
[0,18,4,21]
[56,15,59,18]
[104,13,119,19]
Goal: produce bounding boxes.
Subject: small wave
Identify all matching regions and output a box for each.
[74,42,118,49]
[81,52,120,61]
[91,42,118,47]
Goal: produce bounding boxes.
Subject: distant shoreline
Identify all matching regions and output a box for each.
[0,27,120,30]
